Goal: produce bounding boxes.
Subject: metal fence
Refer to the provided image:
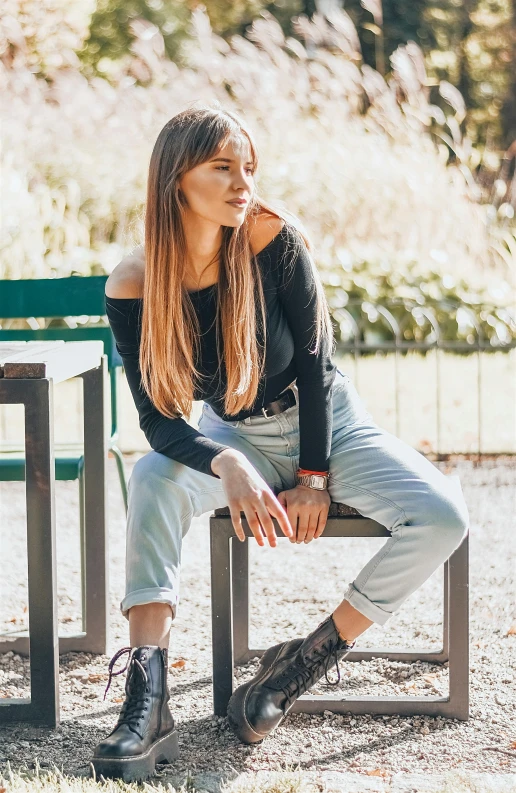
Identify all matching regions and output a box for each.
[332,299,516,457]
[1,299,515,456]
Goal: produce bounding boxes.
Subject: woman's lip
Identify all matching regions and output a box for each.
[227,200,247,205]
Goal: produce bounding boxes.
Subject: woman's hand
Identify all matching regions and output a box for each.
[277,485,331,544]
[211,450,293,547]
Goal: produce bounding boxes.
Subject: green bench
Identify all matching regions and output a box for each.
[0,275,128,509]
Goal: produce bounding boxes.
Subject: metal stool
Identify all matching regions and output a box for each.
[209,502,469,719]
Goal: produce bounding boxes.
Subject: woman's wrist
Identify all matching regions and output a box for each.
[211,448,245,477]
[296,468,329,491]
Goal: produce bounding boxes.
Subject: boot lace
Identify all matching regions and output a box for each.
[102,647,150,737]
[280,638,354,707]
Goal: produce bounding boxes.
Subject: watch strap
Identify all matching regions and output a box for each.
[296,472,329,490]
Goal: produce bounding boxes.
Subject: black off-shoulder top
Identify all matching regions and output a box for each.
[105,222,337,479]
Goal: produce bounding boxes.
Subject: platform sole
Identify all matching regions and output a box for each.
[90,729,179,782]
[227,642,296,744]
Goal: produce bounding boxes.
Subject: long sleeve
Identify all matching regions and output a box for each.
[276,226,337,472]
[105,296,232,478]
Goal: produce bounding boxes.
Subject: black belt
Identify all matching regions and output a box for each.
[247,384,297,419]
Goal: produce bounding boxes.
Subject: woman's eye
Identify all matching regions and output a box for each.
[216,166,254,175]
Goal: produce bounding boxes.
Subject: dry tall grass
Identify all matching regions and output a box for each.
[1,3,514,293]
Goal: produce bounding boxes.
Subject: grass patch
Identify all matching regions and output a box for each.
[1,762,515,793]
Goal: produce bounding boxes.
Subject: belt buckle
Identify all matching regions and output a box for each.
[261,385,293,419]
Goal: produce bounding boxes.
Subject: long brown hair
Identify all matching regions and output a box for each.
[141,103,334,420]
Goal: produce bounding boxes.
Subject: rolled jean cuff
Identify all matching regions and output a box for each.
[120,587,179,621]
[343,583,394,627]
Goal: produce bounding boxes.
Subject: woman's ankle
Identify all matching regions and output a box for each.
[331,600,373,643]
[128,602,173,648]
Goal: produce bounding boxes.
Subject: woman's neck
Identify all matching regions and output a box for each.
[183,215,223,274]
[183,258,220,291]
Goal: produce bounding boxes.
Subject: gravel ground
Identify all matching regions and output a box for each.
[0,457,515,785]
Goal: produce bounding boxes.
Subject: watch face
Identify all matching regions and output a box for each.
[296,473,327,489]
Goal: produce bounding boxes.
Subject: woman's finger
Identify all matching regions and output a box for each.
[314,510,329,539]
[303,511,320,544]
[229,505,245,542]
[254,500,278,547]
[287,505,299,543]
[243,505,266,547]
[267,493,293,539]
[297,506,315,543]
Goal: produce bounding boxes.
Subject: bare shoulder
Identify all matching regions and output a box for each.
[105,246,145,299]
[249,214,286,257]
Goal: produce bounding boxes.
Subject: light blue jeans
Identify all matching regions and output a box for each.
[121,370,469,626]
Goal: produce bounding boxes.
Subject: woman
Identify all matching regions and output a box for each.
[91,104,469,781]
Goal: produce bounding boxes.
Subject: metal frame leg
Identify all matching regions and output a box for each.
[443,558,449,658]
[0,379,59,726]
[78,457,86,633]
[77,358,109,654]
[447,532,469,719]
[232,537,249,665]
[210,520,234,716]
[26,380,59,725]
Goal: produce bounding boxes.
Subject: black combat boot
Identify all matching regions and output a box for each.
[227,615,355,744]
[90,645,179,781]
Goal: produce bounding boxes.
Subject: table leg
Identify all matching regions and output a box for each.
[442,558,449,658]
[210,519,234,716]
[79,357,109,654]
[232,537,249,665]
[25,379,59,726]
[448,532,469,719]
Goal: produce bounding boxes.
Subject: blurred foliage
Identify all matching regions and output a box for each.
[1,2,515,352]
[80,0,191,71]
[198,0,301,37]
[424,0,514,150]
[77,0,516,154]
[20,260,516,348]
[80,0,304,73]
[0,0,93,78]
[342,0,515,151]
[324,259,516,348]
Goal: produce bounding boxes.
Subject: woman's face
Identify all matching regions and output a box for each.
[178,135,255,228]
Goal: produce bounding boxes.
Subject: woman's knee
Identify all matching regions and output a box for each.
[128,452,161,492]
[421,486,469,553]
[128,452,185,496]
[128,452,193,519]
